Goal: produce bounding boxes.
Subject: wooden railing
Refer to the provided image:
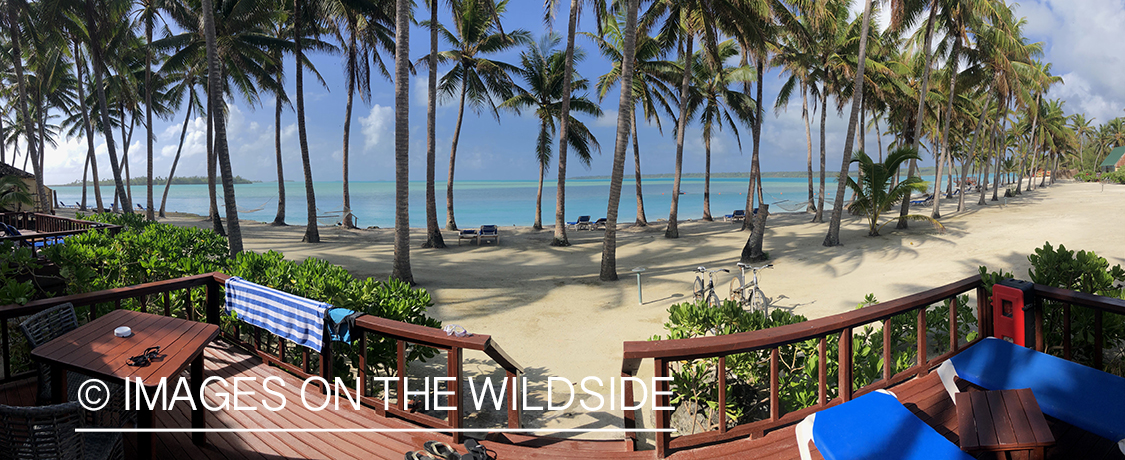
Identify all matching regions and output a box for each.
[0,272,523,439]
[622,275,1125,457]
[622,276,988,457]
[0,212,121,256]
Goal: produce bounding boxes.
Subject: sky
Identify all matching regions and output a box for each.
[25,0,1125,186]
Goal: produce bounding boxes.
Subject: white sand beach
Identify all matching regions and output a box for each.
[66,180,1125,435]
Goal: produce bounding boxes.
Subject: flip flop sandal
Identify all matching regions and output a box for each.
[405,452,438,460]
[423,441,461,460]
[464,439,493,460]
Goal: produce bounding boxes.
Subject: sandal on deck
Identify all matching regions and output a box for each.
[423,441,461,460]
[464,439,494,460]
[405,452,438,460]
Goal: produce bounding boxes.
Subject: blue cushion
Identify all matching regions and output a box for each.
[951,337,1125,444]
[812,391,974,460]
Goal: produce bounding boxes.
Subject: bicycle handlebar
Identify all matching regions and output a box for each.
[694,267,730,273]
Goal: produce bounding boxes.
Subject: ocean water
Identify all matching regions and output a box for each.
[52,177,873,229]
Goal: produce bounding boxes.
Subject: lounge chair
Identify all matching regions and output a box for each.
[937,337,1125,454]
[909,194,933,206]
[591,218,607,230]
[0,401,125,460]
[457,228,478,246]
[478,225,499,245]
[567,215,591,230]
[795,389,974,460]
[724,210,746,222]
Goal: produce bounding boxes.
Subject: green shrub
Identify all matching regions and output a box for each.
[27,213,440,387]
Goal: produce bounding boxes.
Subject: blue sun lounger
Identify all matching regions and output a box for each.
[724,210,746,222]
[478,225,499,244]
[567,216,591,230]
[910,194,933,206]
[796,390,974,460]
[937,337,1125,454]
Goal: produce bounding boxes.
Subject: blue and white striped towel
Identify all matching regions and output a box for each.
[224,276,330,352]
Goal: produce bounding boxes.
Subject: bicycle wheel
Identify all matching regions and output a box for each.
[728,279,744,304]
[693,277,705,302]
[750,287,767,313]
[707,291,722,308]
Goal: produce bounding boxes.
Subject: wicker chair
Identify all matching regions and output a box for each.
[19,303,131,427]
[0,401,123,460]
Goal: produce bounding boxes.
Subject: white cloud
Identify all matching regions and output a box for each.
[361,104,394,151]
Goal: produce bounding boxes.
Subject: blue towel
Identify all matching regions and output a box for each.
[813,391,974,460]
[951,337,1125,445]
[224,276,330,352]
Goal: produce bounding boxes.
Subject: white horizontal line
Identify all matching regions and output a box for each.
[76,428,677,433]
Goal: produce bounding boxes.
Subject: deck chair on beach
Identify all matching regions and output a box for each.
[724,210,746,222]
[567,216,591,230]
[795,389,974,460]
[591,218,607,230]
[909,194,933,206]
[478,225,499,245]
[457,228,478,246]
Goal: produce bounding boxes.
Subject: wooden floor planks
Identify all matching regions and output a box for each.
[3,341,1123,460]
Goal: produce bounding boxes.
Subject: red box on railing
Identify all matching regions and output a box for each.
[992,278,1036,348]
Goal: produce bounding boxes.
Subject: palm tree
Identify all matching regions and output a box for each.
[5,0,48,211]
[334,0,393,229]
[501,34,602,230]
[586,9,676,228]
[1071,113,1094,171]
[432,0,529,232]
[823,0,874,247]
[422,0,444,247]
[158,67,203,217]
[0,174,33,211]
[685,39,754,221]
[392,0,412,283]
[598,0,638,281]
[891,0,941,228]
[266,11,292,226]
[134,0,161,220]
[199,0,242,254]
[846,148,941,236]
[773,14,819,214]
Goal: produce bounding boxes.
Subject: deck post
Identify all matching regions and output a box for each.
[321,325,333,386]
[883,319,892,382]
[397,340,407,411]
[622,370,635,443]
[976,286,991,338]
[1063,304,1071,361]
[917,308,927,375]
[949,297,958,351]
[769,349,780,421]
[718,356,728,432]
[838,328,852,402]
[818,337,827,406]
[508,370,522,429]
[206,277,221,325]
[654,358,670,458]
[1094,310,1104,370]
[448,347,463,443]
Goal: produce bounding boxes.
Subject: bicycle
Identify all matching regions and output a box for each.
[729,262,773,313]
[692,267,729,307]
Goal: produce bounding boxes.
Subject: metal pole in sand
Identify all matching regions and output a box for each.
[632,267,646,305]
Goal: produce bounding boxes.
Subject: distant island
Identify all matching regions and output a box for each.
[55,175,259,187]
[575,167,939,180]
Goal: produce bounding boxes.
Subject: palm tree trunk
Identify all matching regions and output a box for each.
[742,56,765,231]
[932,37,960,218]
[823,0,873,247]
[703,136,712,221]
[81,150,90,210]
[979,109,998,205]
[534,161,545,230]
[271,78,287,226]
[992,111,1006,201]
[599,0,638,282]
[123,110,136,204]
[552,0,580,246]
[145,14,154,220]
[295,0,319,243]
[423,0,444,247]
[342,48,356,229]
[74,42,103,211]
[206,93,224,235]
[1025,94,1040,192]
[6,1,47,212]
[665,36,693,239]
[160,101,193,218]
[201,0,242,254]
[446,82,467,231]
[803,82,815,213]
[632,109,646,226]
[897,0,938,229]
[86,0,130,213]
[814,87,827,223]
[392,0,413,283]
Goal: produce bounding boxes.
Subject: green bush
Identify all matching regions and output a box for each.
[1076,170,1125,184]
[26,213,440,387]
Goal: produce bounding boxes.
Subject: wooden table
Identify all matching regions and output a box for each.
[31,309,220,460]
[956,388,1055,460]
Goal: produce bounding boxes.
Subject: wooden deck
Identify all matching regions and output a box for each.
[2,340,1121,460]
